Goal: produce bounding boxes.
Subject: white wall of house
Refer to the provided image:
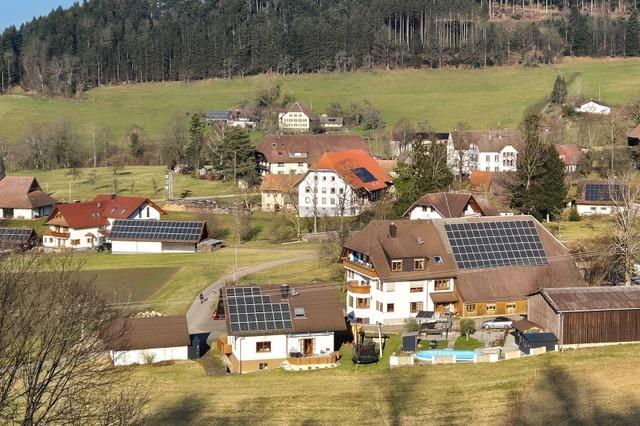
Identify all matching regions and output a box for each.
[576,101,611,115]
[42,226,102,249]
[130,203,163,220]
[576,204,617,216]
[407,204,478,220]
[228,332,334,363]
[476,146,518,172]
[111,240,196,254]
[110,346,189,366]
[298,170,361,217]
[278,111,311,131]
[0,207,52,219]
[268,162,308,175]
[261,192,296,212]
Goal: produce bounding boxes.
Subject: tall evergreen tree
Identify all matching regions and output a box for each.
[550,75,568,105]
[185,114,204,171]
[627,9,640,56]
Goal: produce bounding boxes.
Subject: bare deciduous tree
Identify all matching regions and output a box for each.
[0,254,148,425]
[608,173,640,286]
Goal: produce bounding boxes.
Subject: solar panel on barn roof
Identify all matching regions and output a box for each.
[584,183,624,202]
[351,167,377,183]
[444,220,548,270]
[0,227,33,243]
[109,219,205,243]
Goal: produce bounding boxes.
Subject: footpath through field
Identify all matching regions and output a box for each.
[186,253,319,340]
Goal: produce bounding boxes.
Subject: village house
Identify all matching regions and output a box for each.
[319,114,344,131]
[42,194,164,250]
[574,180,626,216]
[297,149,392,218]
[447,129,519,175]
[341,216,584,325]
[206,109,256,128]
[278,102,318,132]
[103,316,191,366]
[528,286,640,348]
[575,99,611,115]
[0,175,58,219]
[390,132,450,160]
[554,144,584,173]
[403,192,497,220]
[255,134,370,176]
[259,174,300,212]
[216,284,346,373]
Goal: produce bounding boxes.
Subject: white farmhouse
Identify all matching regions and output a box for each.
[278,102,318,132]
[403,192,496,220]
[42,194,164,250]
[0,176,58,219]
[217,284,346,373]
[575,100,611,115]
[575,180,626,216]
[297,149,392,218]
[447,130,519,175]
[103,316,190,366]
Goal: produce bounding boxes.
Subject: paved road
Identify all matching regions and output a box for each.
[186,253,319,338]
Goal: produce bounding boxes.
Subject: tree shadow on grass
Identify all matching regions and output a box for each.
[385,367,422,426]
[148,395,207,425]
[510,361,640,425]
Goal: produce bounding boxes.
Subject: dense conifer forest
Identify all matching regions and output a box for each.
[1,0,640,96]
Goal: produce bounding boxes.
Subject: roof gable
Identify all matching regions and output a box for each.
[0,176,58,209]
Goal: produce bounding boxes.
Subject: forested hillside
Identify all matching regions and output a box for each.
[0,0,639,96]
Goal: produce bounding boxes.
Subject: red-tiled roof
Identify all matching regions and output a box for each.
[45,194,164,229]
[256,135,370,164]
[0,176,58,209]
[555,144,583,166]
[259,174,301,192]
[311,149,392,192]
[470,170,493,191]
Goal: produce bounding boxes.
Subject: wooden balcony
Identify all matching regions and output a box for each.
[46,231,70,238]
[216,336,232,355]
[287,352,338,366]
[342,258,377,277]
[347,282,371,295]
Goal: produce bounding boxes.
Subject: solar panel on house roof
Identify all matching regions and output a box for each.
[584,183,624,202]
[109,219,205,243]
[352,167,377,183]
[225,287,293,334]
[0,227,33,243]
[444,220,548,270]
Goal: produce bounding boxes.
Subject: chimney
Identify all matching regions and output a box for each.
[111,193,116,199]
[389,222,397,238]
[280,284,289,300]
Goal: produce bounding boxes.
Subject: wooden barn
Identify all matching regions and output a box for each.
[528,287,640,347]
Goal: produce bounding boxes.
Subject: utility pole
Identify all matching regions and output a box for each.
[68,181,71,202]
[377,322,383,358]
[233,151,237,186]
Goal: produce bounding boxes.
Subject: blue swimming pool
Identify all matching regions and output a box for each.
[415,349,476,362]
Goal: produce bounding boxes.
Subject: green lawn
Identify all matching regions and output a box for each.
[453,336,484,350]
[543,216,610,243]
[241,258,340,285]
[12,166,235,202]
[2,57,640,145]
[134,343,640,424]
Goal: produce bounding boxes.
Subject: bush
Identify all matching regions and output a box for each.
[568,206,581,222]
[404,317,421,333]
[269,214,297,243]
[459,318,476,340]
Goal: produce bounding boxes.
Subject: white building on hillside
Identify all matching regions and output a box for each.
[109,219,208,253]
[297,149,392,218]
[403,192,497,220]
[575,100,611,115]
[278,102,318,132]
[574,180,627,216]
[217,285,346,373]
[447,130,519,175]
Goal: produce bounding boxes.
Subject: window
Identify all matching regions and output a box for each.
[71,239,80,246]
[298,162,304,167]
[322,187,327,194]
[259,363,268,370]
[331,176,336,182]
[330,188,335,194]
[322,176,327,181]
[495,166,499,172]
[305,197,310,203]
[356,298,370,309]
[486,303,496,313]
[305,186,310,193]
[506,302,516,313]
[410,284,423,293]
[414,258,425,270]
[465,303,476,313]
[494,155,499,162]
[339,188,344,194]
[321,197,327,204]
[386,282,395,292]
[330,198,336,205]
[434,256,443,264]
[411,302,423,313]
[348,296,354,307]
[434,279,450,291]
[391,260,403,272]
[256,342,271,353]
[277,163,284,167]
[386,303,395,313]
[376,301,383,312]
[146,207,150,218]
[86,238,91,244]
[485,155,490,162]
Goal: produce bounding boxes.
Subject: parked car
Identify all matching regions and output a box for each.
[482,316,513,330]
[96,242,111,252]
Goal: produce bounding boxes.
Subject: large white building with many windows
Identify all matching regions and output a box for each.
[278,102,318,132]
[447,130,519,175]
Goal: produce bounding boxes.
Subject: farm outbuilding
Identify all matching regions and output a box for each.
[109,219,207,253]
[0,227,37,251]
[528,287,640,347]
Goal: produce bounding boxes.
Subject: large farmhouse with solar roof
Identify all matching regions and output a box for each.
[216,284,346,373]
[574,180,627,216]
[341,215,585,324]
[296,149,393,217]
[42,194,165,250]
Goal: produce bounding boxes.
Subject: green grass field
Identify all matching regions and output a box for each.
[12,166,235,201]
[135,343,640,425]
[2,58,640,145]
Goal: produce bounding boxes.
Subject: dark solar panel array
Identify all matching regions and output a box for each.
[584,183,624,202]
[0,227,33,243]
[352,167,377,183]
[109,219,205,243]
[445,221,548,270]
[225,287,293,334]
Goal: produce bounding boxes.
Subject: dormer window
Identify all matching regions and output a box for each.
[109,207,117,214]
[434,256,443,265]
[391,260,403,272]
[294,307,306,318]
[120,208,127,214]
[414,258,425,270]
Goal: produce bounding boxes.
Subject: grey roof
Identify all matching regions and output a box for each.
[541,286,640,312]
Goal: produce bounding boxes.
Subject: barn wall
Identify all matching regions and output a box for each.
[111,346,189,366]
[162,242,196,253]
[527,293,561,339]
[562,310,640,345]
[111,241,163,253]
